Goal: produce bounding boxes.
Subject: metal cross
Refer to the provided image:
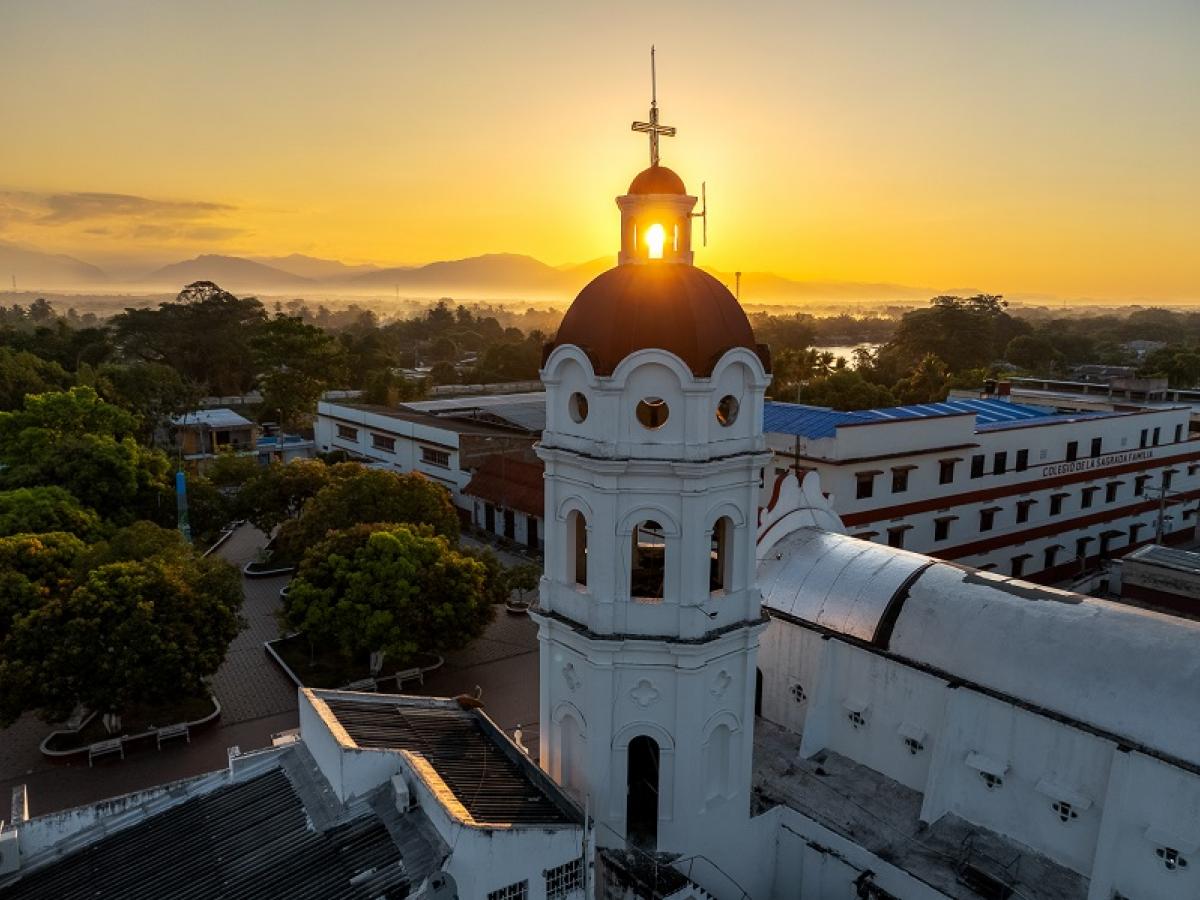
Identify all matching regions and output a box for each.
[631,46,675,167]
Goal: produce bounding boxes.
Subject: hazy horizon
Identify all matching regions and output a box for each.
[2,1,1198,303]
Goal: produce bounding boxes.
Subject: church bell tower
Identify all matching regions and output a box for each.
[531,53,772,857]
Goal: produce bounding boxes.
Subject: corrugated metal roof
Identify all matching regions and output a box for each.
[172,408,254,429]
[322,696,578,826]
[1,767,411,900]
[764,398,1063,439]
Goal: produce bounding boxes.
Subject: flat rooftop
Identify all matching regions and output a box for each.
[752,720,1087,900]
[320,693,578,827]
[322,401,534,438]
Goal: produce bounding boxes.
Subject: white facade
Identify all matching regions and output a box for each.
[533,341,771,858]
[756,523,1200,900]
[768,402,1200,581]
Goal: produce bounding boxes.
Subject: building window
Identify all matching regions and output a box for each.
[1153,427,1161,446]
[1140,428,1149,449]
[939,459,957,485]
[371,433,396,453]
[1066,441,1078,462]
[1015,449,1028,472]
[1105,482,1120,503]
[503,509,516,540]
[856,472,875,499]
[887,527,906,549]
[1163,470,1175,491]
[709,517,733,593]
[1081,486,1098,510]
[631,520,666,599]
[980,508,997,532]
[1011,556,1027,578]
[545,860,584,900]
[891,468,910,494]
[1090,437,1103,458]
[489,881,529,900]
[934,518,952,542]
[1129,523,1143,545]
[993,452,1007,475]
[970,455,985,479]
[1099,532,1117,556]
[1135,475,1150,497]
[1016,499,1034,524]
[1075,537,1091,559]
[336,424,358,441]
[567,510,588,587]
[1174,423,1183,443]
[1050,494,1066,515]
[420,446,450,468]
[1043,545,1060,569]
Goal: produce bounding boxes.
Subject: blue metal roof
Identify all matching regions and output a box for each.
[764,398,1064,439]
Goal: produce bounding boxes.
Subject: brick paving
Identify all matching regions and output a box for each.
[0,524,544,817]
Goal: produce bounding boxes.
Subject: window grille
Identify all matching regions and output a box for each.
[544,859,584,899]
[488,880,529,900]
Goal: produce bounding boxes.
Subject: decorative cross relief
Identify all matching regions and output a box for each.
[710,670,732,698]
[630,679,660,708]
[562,663,581,692]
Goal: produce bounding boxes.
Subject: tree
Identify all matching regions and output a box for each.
[0,548,243,724]
[111,281,266,395]
[273,467,459,562]
[206,451,261,490]
[282,524,491,668]
[0,486,102,539]
[0,388,172,525]
[251,315,346,428]
[877,295,1024,376]
[894,353,950,405]
[95,362,196,441]
[430,361,458,385]
[0,348,73,411]
[796,370,897,411]
[1004,334,1060,373]
[236,458,336,534]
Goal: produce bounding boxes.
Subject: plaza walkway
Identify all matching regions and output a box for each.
[0,524,541,817]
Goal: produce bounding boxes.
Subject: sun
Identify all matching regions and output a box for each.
[644,223,666,260]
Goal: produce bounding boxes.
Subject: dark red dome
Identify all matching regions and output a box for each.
[549,265,767,376]
[627,165,687,195]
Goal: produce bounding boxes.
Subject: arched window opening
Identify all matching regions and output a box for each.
[672,223,679,252]
[567,509,588,587]
[631,521,666,600]
[626,735,660,850]
[709,516,734,593]
[703,724,732,804]
[558,713,585,798]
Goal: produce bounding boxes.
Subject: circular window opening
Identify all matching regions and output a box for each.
[569,392,589,423]
[716,395,740,427]
[636,397,670,430]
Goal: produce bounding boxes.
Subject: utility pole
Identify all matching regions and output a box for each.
[1147,483,1177,545]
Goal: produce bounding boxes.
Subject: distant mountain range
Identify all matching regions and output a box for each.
[0,241,109,289]
[0,242,936,304]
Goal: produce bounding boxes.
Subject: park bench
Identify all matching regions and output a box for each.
[345,677,378,692]
[394,667,424,690]
[156,723,190,749]
[88,737,124,766]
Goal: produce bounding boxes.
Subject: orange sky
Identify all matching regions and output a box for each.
[1,1,1198,301]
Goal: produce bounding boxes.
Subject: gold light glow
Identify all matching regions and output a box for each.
[644,223,666,259]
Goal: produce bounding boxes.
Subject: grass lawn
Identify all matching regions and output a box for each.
[273,633,439,690]
[46,694,216,751]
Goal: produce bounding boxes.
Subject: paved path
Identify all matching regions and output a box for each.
[0,525,544,817]
[0,526,298,817]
